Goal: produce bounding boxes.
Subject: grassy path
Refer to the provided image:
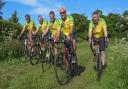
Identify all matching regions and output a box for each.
[0,41,128,89]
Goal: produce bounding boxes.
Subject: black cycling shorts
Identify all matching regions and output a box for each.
[93,37,105,51]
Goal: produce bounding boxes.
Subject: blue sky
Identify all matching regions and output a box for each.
[3,0,128,26]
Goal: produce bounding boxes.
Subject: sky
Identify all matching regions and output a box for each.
[2,0,128,26]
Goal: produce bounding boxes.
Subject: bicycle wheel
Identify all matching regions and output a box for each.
[29,44,41,65]
[19,41,28,61]
[54,50,70,84]
[41,47,53,71]
[96,53,102,81]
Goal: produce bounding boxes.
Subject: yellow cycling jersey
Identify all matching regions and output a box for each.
[37,20,48,34]
[47,19,60,37]
[24,20,36,32]
[89,18,107,38]
[60,15,74,36]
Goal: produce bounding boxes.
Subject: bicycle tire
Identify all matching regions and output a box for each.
[29,44,41,65]
[42,47,53,71]
[96,53,102,81]
[19,41,28,61]
[54,51,70,85]
[70,53,78,75]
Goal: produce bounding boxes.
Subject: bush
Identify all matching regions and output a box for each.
[0,20,22,42]
[0,40,20,61]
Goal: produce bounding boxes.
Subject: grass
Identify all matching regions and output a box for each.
[0,39,128,89]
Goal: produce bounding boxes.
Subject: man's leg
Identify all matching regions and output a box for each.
[100,51,105,66]
[73,38,76,52]
[90,41,96,61]
[28,35,32,50]
[71,33,76,53]
[99,38,106,67]
[90,42,96,56]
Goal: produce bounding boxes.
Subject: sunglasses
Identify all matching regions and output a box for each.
[60,11,65,15]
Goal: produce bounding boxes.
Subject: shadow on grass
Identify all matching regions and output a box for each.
[73,64,86,76]
[62,65,86,85]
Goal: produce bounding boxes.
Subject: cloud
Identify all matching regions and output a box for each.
[29,7,50,15]
[7,0,63,16]
[29,6,60,17]
[28,0,62,16]
[7,0,41,6]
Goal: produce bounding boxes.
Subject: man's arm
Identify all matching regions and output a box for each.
[103,27,108,41]
[29,28,32,37]
[20,26,26,37]
[88,21,93,44]
[102,19,108,41]
[42,25,49,37]
[88,28,92,44]
[70,24,74,35]
[35,25,40,35]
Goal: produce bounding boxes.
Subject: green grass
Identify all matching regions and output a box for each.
[0,40,128,89]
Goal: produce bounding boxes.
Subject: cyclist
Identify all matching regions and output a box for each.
[88,11,108,68]
[36,15,48,48]
[19,14,36,49]
[47,11,60,56]
[59,7,76,63]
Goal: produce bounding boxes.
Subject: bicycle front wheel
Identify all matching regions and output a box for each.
[42,47,53,71]
[29,44,41,65]
[19,41,28,61]
[54,52,70,84]
[96,53,102,81]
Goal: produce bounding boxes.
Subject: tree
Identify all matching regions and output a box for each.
[117,10,128,37]
[106,13,123,37]
[0,0,5,19]
[123,10,128,16]
[71,13,89,39]
[9,11,19,23]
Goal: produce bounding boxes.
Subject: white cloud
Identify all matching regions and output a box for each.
[7,0,63,16]
[29,7,50,15]
[29,6,60,16]
[28,0,62,16]
[7,0,41,6]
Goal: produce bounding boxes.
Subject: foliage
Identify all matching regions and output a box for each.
[0,19,22,42]
[9,11,19,23]
[71,13,89,39]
